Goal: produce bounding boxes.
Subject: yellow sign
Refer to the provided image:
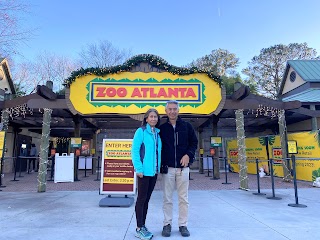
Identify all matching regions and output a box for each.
[0,131,5,150]
[287,140,298,154]
[100,139,135,195]
[199,148,204,155]
[69,72,222,115]
[70,137,82,148]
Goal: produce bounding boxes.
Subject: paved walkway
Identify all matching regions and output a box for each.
[1,170,320,240]
[1,188,320,240]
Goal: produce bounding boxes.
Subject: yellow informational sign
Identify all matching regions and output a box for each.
[70,137,82,148]
[0,131,5,150]
[69,72,222,115]
[199,148,204,155]
[210,136,222,147]
[100,139,136,195]
[226,131,320,182]
[287,140,298,154]
[226,137,268,174]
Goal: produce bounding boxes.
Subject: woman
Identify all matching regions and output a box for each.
[131,108,162,240]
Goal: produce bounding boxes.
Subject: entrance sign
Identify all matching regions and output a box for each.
[68,72,222,115]
[100,139,136,195]
[210,136,222,147]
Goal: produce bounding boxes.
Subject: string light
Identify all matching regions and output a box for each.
[64,54,222,87]
[7,103,33,120]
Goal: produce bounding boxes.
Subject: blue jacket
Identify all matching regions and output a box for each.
[131,123,162,176]
[159,117,198,168]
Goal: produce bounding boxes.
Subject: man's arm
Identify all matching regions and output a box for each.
[186,122,198,163]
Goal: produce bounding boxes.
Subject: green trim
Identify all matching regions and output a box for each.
[64,54,221,87]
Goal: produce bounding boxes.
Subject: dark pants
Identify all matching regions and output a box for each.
[28,158,35,171]
[135,175,158,228]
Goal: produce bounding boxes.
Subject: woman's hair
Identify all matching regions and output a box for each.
[141,108,160,128]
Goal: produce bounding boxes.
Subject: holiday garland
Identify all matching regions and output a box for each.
[64,54,221,87]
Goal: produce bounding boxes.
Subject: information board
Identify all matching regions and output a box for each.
[100,139,136,195]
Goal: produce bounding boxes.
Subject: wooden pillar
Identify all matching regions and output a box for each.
[198,127,204,174]
[278,110,291,181]
[212,116,220,179]
[235,109,248,190]
[37,108,52,192]
[73,116,82,181]
[310,105,318,131]
[0,109,9,188]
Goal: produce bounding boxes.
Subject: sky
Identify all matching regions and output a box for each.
[14,0,320,74]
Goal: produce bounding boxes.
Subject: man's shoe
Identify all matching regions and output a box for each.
[179,226,190,237]
[162,224,171,237]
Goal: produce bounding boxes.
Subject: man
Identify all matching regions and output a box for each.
[160,100,198,237]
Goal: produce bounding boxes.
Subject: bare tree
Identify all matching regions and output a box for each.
[242,43,319,99]
[78,40,132,68]
[13,51,80,94]
[0,0,33,57]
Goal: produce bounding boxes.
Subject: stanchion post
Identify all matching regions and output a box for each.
[205,155,210,177]
[84,156,88,178]
[266,159,281,200]
[18,156,24,178]
[199,154,204,174]
[11,157,19,182]
[210,156,218,180]
[288,155,307,208]
[95,156,100,181]
[253,158,265,195]
[222,157,231,184]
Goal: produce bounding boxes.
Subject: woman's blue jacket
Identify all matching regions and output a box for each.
[131,123,162,176]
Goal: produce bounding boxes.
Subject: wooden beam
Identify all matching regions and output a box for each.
[27,99,68,109]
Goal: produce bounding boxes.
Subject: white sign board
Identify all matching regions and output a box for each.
[78,156,92,169]
[54,153,74,183]
[203,157,213,170]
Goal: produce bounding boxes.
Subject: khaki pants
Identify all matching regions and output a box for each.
[162,167,189,227]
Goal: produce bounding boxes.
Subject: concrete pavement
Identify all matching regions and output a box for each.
[1,188,320,240]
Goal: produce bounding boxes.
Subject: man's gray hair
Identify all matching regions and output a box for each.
[165,100,179,110]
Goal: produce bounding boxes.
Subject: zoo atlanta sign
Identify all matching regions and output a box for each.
[67,72,223,115]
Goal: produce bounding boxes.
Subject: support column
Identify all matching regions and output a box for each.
[0,109,9,189]
[198,128,204,174]
[212,116,220,179]
[310,105,318,131]
[235,109,248,190]
[278,110,291,181]
[37,108,52,192]
[73,116,82,181]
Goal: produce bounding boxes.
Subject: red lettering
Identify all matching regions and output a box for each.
[179,88,187,98]
[150,88,157,98]
[131,88,142,98]
[185,88,196,98]
[106,87,116,97]
[96,87,106,97]
[140,88,149,98]
[168,88,178,98]
[117,88,127,97]
[157,88,168,98]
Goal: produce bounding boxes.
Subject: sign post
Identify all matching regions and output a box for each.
[99,139,135,207]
